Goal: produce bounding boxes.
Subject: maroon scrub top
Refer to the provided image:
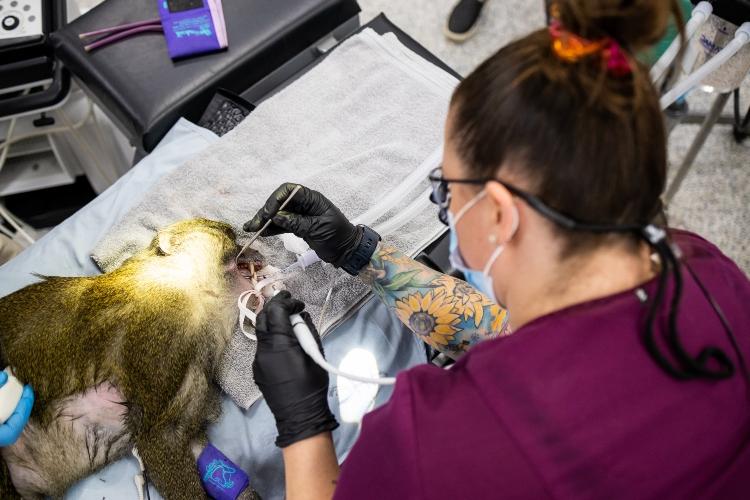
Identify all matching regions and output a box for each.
[334,230,750,499]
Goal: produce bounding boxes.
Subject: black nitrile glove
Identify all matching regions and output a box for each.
[252,291,338,448]
[243,183,375,273]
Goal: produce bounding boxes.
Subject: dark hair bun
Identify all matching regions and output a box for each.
[555,0,677,51]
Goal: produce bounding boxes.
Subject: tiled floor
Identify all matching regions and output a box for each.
[73,0,750,272]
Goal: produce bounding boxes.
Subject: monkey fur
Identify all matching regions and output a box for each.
[0,218,261,499]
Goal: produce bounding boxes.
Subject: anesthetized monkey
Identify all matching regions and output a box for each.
[0,219,261,499]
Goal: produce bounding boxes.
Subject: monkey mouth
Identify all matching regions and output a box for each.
[235,249,266,279]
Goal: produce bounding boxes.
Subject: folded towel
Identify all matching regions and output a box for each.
[91,29,458,408]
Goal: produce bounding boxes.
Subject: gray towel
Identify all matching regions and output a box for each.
[91,29,458,408]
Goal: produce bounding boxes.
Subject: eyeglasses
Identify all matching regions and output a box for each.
[427,166,578,228]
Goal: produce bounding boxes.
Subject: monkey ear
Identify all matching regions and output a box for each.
[156,233,173,256]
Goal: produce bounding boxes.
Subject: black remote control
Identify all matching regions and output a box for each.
[198,90,255,137]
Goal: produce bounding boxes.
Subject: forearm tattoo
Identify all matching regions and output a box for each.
[360,245,511,357]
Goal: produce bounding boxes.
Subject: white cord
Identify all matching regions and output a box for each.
[57,105,117,186]
[0,223,14,239]
[351,145,442,227]
[0,118,17,174]
[0,205,35,245]
[291,313,396,385]
[373,186,433,235]
[238,281,395,383]
[132,446,147,500]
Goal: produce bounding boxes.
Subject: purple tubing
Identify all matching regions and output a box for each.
[79,18,161,40]
[84,25,164,52]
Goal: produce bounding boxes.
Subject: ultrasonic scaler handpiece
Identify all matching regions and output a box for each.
[290,313,396,386]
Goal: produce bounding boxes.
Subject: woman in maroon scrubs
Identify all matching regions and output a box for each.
[244,0,750,498]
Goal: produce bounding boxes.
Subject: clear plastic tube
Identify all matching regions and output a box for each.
[351,145,442,226]
[373,187,433,235]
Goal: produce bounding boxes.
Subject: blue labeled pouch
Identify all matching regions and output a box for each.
[197,443,250,500]
[158,0,228,59]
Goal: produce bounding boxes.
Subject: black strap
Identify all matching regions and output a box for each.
[341,225,381,276]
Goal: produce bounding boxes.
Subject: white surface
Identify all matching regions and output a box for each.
[0,89,128,196]
[0,150,74,196]
[0,0,43,40]
[0,367,23,424]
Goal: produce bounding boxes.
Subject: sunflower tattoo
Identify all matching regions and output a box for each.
[395,290,461,347]
[435,275,495,327]
[365,245,512,357]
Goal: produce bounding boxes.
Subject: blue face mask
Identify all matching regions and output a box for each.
[446,190,517,305]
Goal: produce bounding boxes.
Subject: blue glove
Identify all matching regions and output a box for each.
[0,371,34,447]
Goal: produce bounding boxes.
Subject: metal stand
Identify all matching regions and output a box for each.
[664,91,733,205]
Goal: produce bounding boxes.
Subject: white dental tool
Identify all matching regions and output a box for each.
[290,313,396,386]
[236,184,303,266]
[241,287,397,385]
[0,367,24,424]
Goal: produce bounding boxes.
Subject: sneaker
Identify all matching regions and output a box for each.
[445,0,487,43]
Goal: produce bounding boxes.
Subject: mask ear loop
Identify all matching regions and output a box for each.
[482,204,520,276]
[452,189,487,224]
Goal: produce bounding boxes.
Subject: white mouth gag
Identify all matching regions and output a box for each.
[237,265,291,341]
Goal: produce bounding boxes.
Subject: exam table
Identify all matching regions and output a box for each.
[1,2,461,498]
[0,118,429,499]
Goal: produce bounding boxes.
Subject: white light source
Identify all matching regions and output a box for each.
[336,348,380,423]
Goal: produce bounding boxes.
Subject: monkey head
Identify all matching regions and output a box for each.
[147,218,239,267]
[116,218,255,291]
